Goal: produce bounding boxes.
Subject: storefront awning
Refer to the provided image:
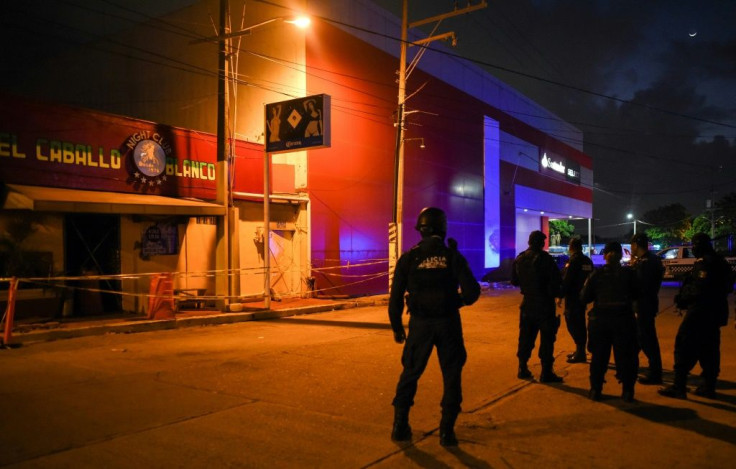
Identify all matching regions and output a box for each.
[2,184,226,216]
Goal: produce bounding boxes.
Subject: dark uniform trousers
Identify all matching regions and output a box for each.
[636,310,663,373]
[393,313,467,414]
[588,314,639,391]
[671,252,732,389]
[517,296,559,367]
[632,250,664,375]
[673,312,721,386]
[564,300,587,349]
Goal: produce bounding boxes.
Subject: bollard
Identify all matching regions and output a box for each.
[2,277,18,346]
[148,273,175,320]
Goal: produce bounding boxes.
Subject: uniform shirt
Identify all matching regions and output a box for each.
[676,250,734,326]
[388,236,480,334]
[630,250,664,316]
[561,251,594,307]
[580,264,637,318]
[511,247,562,300]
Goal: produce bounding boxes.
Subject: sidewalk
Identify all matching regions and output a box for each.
[6,294,390,345]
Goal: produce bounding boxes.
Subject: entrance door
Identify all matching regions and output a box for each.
[269,229,297,298]
[65,214,121,315]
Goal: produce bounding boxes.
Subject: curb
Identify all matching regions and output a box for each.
[8,295,390,345]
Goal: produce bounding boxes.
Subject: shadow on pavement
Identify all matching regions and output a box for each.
[402,445,454,469]
[445,446,493,469]
[550,377,736,446]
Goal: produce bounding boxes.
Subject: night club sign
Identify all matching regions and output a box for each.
[126,130,216,188]
[265,94,331,154]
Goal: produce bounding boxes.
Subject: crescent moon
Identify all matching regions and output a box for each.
[689,31,697,37]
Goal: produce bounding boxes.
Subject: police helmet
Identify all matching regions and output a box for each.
[630,233,649,247]
[528,230,546,247]
[692,232,711,247]
[691,232,712,257]
[415,207,447,238]
[602,242,622,257]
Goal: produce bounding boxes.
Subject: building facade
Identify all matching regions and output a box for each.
[1,0,592,316]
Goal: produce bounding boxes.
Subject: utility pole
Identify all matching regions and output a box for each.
[389,0,487,288]
[215,0,231,310]
[707,197,715,238]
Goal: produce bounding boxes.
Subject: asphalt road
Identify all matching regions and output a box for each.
[1,285,735,468]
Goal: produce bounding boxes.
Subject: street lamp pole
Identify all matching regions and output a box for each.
[215,0,231,311]
[195,8,310,310]
[388,0,487,289]
[388,0,409,290]
[627,213,637,235]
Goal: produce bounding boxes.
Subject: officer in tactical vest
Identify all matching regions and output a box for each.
[580,242,639,402]
[659,233,735,399]
[511,230,564,383]
[560,237,594,363]
[629,233,665,384]
[389,207,480,447]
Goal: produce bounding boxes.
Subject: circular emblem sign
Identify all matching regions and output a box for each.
[133,139,166,177]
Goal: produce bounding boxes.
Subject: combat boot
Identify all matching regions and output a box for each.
[439,411,459,447]
[539,364,563,383]
[566,346,587,363]
[621,383,635,403]
[517,362,532,379]
[693,383,716,399]
[391,406,412,441]
[639,372,662,385]
[658,385,687,399]
[658,372,687,399]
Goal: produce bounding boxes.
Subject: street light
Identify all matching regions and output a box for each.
[627,213,637,235]
[192,1,309,310]
[403,137,425,149]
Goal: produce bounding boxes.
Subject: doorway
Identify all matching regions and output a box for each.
[65,214,121,315]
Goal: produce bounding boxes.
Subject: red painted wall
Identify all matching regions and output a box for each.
[0,93,265,199]
[306,22,591,294]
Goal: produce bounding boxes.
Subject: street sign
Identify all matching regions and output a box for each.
[265,94,331,153]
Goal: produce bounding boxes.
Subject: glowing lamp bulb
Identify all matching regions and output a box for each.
[286,16,311,29]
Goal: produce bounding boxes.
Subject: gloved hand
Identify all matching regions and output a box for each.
[393,328,406,344]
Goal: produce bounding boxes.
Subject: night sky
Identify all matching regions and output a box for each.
[373,0,736,238]
[2,0,735,240]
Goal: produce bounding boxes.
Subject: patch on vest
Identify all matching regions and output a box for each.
[417,256,448,270]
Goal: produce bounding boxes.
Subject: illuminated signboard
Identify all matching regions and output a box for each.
[265,94,331,154]
[540,152,581,185]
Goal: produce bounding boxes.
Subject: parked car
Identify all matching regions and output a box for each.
[657,238,736,280]
[548,245,569,270]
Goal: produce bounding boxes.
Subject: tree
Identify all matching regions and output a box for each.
[549,219,575,245]
[641,203,691,247]
[683,215,713,242]
[715,192,736,234]
[685,192,736,241]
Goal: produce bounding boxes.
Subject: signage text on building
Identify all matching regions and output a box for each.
[540,151,581,185]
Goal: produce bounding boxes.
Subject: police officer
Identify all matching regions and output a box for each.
[389,207,481,447]
[629,233,665,384]
[659,233,735,399]
[580,242,639,402]
[511,230,564,383]
[560,237,594,363]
